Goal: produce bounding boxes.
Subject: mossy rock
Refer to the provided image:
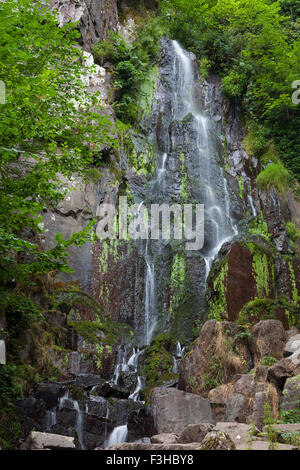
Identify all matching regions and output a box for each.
[237,297,300,328]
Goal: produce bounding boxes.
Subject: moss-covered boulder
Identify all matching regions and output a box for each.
[139,334,177,402]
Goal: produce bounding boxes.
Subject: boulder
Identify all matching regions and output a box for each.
[208,370,280,430]
[151,387,214,434]
[151,433,179,444]
[284,334,300,358]
[267,358,298,389]
[250,320,286,366]
[178,423,214,443]
[215,422,258,450]
[23,431,75,450]
[199,431,236,450]
[288,350,300,368]
[116,369,138,394]
[107,398,143,428]
[280,375,300,411]
[179,320,251,396]
[74,374,103,390]
[34,382,66,409]
[254,366,269,382]
[225,393,251,423]
[127,406,156,442]
[98,381,130,399]
[208,384,234,422]
[286,327,300,341]
[86,396,107,418]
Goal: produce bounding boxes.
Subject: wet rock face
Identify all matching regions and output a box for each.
[17,377,146,449]
[178,320,251,396]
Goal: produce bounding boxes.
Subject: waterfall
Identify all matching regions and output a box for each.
[171,40,237,270]
[248,194,257,217]
[127,348,141,368]
[172,341,184,373]
[129,376,143,401]
[46,409,56,431]
[144,240,156,345]
[112,345,129,385]
[59,390,85,450]
[102,39,239,441]
[103,406,110,448]
[106,424,128,448]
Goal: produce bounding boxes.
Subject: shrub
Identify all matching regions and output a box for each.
[222,69,247,98]
[92,16,164,124]
[260,356,278,366]
[286,222,300,247]
[256,162,289,194]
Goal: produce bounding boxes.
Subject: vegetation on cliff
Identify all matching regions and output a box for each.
[160,0,300,187]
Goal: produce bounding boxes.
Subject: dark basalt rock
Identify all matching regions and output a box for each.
[127,406,156,442]
[33,382,66,409]
[98,381,130,399]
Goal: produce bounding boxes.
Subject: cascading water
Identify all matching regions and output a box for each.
[144,241,156,346]
[106,424,128,447]
[172,341,184,374]
[171,40,237,272]
[46,409,56,431]
[129,376,143,401]
[59,390,85,450]
[106,38,238,446]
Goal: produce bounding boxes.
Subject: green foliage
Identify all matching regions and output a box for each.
[263,402,278,450]
[169,252,186,314]
[0,363,23,408]
[281,431,300,448]
[243,122,270,160]
[248,243,272,297]
[92,16,164,124]
[248,218,271,241]
[68,318,132,347]
[279,408,300,424]
[0,0,114,295]
[260,356,278,366]
[199,57,212,80]
[286,222,300,252]
[160,0,300,182]
[222,68,247,98]
[140,333,176,400]
[257,162,290,194]
[237,296,300,327]
[207,260,228,320]
[203,358,223,390]
[246,422,258,450]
